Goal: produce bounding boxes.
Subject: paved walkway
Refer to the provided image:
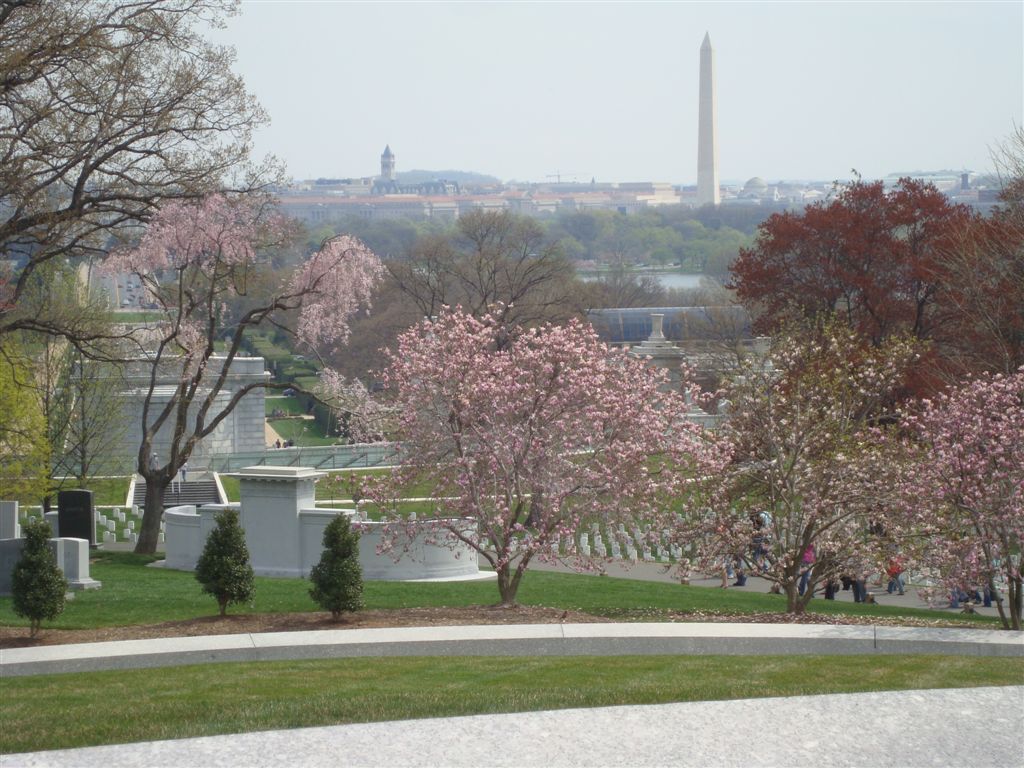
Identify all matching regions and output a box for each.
[3,622,1021,677]
[6,686,1023,767]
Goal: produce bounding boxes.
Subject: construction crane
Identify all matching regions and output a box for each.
[544,172,586,184]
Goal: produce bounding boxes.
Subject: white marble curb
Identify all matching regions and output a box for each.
[2,622,1021,677]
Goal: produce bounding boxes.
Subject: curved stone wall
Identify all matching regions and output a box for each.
[164,503,486,581]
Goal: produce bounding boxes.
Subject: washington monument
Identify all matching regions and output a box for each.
[697,32,720,206]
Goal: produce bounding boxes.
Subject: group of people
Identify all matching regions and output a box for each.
[718,511,913,605]
[271,438,295,449]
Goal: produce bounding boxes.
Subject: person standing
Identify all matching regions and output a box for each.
[798,544,815,596]
[886,555,905,595]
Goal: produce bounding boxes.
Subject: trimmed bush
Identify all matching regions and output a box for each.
[309,514,363,620]
[195,509,254,616]
[12,519,67,637]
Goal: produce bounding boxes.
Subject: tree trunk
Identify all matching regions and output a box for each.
[784,579,804,614]
[1010,577,1022,632]
[135,477,166,554]
[496,566,521,607]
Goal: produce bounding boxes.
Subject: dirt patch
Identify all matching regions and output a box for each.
[0,606,992,649]
[0,606,605,648]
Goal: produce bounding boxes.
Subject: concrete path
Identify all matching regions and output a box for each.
[6,686,1023,767]
[3,622,1021,677]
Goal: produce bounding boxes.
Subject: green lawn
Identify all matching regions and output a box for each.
[221,469,431,506]
[265,395,306,416]
[219,475,239,502]
[2,655,1021,753]
[0,552,1001,631]
[267,417,336,446]
[81,477,132,506]
[8,477,132,508]
[110,310,163,324]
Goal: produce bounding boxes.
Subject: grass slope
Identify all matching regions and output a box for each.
[0,553,1000,630]
[2,655,1022,753]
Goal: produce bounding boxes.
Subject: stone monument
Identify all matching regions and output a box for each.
[163,466,489,581]
[697,32,720,206]
[628,313,687,389]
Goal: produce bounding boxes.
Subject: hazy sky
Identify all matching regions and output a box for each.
[214,1,1023,185]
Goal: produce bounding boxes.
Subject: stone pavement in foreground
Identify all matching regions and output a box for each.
[6,686,1023,767]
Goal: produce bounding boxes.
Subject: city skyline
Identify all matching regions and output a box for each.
[212,2,1022,184]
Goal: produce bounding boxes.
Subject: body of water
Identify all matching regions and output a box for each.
[653,273,705,289]
[581,271,707,290]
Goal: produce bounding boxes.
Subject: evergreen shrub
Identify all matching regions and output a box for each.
[12,519,67,637]
[309,514,363,619]
[195,509,254,616]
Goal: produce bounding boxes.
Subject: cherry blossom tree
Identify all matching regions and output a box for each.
[375,308,725,606]
[102,195,383,553]
[1,0,275,352]
[690,318,918,614]
[895,369,1024,630]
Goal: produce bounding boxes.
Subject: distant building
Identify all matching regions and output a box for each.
[113,356,269,467]
[380,144,396,181]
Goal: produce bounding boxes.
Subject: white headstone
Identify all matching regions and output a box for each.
[60,538,101,590]
[0,501,20,540]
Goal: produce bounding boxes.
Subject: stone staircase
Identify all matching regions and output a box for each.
[131,478,222,510]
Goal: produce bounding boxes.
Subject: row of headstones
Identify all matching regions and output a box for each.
[0,501,102,593]
[94,507,164,545]
[15,506,165,547]
[555,523,683,563]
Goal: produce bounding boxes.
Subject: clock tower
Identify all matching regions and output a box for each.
[380,144,396,181]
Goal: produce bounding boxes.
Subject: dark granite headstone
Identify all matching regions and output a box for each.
[57,489,96,546]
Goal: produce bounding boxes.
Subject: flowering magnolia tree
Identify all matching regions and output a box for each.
[896,369,1024,630]
[103,195,382,553]
[314,369,392,444]
[375,308,725,606]
[691,318,918,614]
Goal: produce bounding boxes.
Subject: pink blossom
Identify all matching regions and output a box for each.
[373,308,727,605]
[893,368,1024,629]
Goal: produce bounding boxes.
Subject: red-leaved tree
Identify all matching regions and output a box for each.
[730,178,970,355]
[103,195,383,553]
[894,369,1024,630]
[375,308,726,606]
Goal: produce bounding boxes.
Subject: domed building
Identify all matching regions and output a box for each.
[739,176,779,202]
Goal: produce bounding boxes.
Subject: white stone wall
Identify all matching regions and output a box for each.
[113,356,269,465]
[164,503,483,581]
